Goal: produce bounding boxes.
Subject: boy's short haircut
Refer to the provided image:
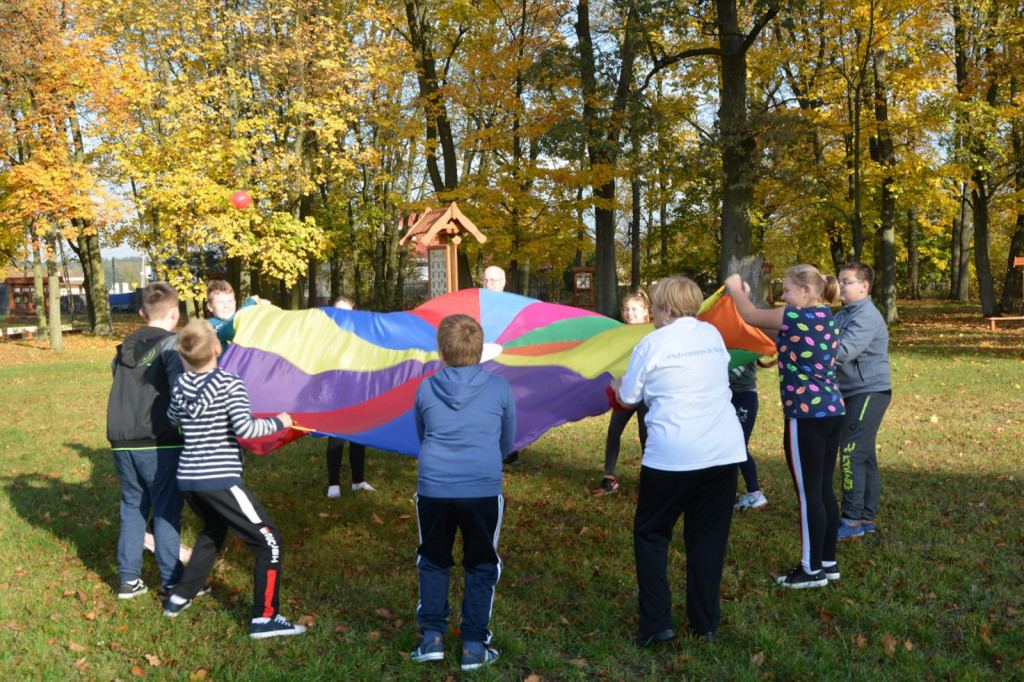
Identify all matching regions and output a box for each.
[437,314,483,367]
[141,282,179,320]
[178,319,219,368]
[206,279,234,301]
[840,262,875,291]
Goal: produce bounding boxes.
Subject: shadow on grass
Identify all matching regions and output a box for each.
[3,441,122,589]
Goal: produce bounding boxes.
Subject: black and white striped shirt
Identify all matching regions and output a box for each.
[169,368,283,491]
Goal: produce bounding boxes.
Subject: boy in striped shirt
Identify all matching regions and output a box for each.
[163,319,305,640]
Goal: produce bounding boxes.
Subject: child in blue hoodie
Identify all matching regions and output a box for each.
[409,314,516,671]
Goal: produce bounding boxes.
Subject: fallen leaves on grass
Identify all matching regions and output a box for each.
[881,633,898,655]
[145,654,162,666]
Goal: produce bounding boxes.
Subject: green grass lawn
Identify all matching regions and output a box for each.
[1,301,1022,680]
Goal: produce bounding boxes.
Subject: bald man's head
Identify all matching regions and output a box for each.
[482,266,506,292]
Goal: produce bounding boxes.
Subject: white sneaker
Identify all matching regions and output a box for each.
[326,485,341,498]
[735,491,767,510]
[352,481,376,492]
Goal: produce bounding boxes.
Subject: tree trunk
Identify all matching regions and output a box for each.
[330,251,343,304]
[575,0,638,316]
[970,64,1000,317]
[717,0,755,279]
[630,172,641,291]
[307,254,318,308]
[1002,76,1024,313]
[1000,217,1024,313]
[957,187,973,301]
[32,240,48,339]
[47,238,64,351]
[66,103,114,335]
[404,0,458,193]
[950,196,962,299]
[907,208,920,299]
[870,49,897,324]
[973,180,996,316]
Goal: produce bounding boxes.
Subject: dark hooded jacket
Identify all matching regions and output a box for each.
[106,326,184,449]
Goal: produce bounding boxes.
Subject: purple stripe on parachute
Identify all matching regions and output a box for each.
[225,346,442,413]
[484,361,611,451]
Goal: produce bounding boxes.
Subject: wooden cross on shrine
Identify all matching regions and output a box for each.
[400,202,487,299]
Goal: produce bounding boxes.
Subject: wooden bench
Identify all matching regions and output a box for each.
[985,316,1024,332]
[1,324,77,340]
[2,325,38,339]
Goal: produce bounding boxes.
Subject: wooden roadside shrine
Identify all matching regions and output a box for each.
[400,202,487,300]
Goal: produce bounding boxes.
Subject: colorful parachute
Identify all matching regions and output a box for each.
[222,287,775,456]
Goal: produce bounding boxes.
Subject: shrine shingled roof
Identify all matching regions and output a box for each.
[399,202,487,246]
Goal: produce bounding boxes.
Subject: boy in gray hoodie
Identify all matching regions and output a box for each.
[409,314,516,671]
[834,263,892,539]
[163,319,305,640]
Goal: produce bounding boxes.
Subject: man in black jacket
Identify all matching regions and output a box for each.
[106,282,185,599]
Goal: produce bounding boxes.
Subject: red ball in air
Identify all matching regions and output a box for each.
[231,190,252,209]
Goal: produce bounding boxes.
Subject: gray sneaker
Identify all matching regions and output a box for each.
[117,579,147,599]
[410,635,444,663]
[734,491,767,510]
[461,646,499,671]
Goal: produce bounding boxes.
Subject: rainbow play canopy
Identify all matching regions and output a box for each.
[221,288,775,455]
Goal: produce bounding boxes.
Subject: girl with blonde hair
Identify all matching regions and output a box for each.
[725,264,845,589]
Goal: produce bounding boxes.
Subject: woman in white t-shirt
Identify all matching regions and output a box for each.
[612,276,745,647]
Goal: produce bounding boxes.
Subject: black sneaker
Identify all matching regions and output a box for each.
[162,596,194,618]
[776,566,828,589]
[823,563,840,581]
[503,451,521,466]
[249,614,307,640]
[117,579,147,600]
[598,476,619,494]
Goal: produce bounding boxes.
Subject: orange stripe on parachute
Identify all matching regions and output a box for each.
[698,290,776,357]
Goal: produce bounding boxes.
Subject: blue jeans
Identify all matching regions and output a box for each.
[113,447,184,588]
